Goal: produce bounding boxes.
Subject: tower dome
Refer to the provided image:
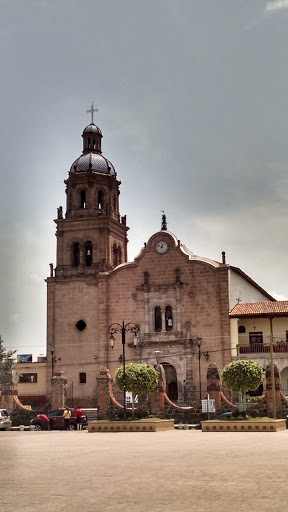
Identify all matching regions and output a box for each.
[70,152,116,175]
[82,123,103,136]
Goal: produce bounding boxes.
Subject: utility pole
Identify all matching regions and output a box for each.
[269,317,276,419]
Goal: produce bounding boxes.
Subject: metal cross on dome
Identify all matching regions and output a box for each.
[87,102,98,124]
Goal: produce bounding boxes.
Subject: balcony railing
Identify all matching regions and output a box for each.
[238,342,288,354]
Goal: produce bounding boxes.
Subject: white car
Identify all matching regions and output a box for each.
[0,409,12,430]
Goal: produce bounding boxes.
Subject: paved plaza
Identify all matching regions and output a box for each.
[2,428,288,512]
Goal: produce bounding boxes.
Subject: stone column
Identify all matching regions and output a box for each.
[96,367,112,419]
[144,291,150,334]
[51,371,67,410]
[206,363,221,410]
[0,386,17,411]
[150,368,165,418]
[184,354,195,404]
[265,363,281,409]
[0,370,18,411]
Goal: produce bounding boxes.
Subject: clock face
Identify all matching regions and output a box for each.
[156,241,168,254]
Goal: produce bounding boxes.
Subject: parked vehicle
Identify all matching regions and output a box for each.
[30,408,88,431]
[213,412,233,420]
[0,409,12,430]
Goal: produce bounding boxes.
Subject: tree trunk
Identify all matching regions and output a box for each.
[243,391,247,412]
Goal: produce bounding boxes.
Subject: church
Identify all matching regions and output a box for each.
[45,112,274,407]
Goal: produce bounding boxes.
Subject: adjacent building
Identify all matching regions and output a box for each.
[230,301,288,394]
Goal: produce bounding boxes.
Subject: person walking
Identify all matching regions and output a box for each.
[76,406,83,430]
[63,407,71,430]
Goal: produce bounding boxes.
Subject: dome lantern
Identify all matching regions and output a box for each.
[82,123,103,154]
[82,102,102,153]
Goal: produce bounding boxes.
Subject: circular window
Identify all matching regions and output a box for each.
[76,320,86,332]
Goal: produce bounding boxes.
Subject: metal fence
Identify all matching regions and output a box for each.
[112,388,210,408]
[112,389,149,408]
[239,342,288,354]
[17,393,48,410]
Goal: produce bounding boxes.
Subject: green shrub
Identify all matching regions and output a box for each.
[246,395,264,404]
[117,410,132,420]
[239,411,247,419]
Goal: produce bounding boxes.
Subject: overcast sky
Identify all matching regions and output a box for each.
[1,0,288,358]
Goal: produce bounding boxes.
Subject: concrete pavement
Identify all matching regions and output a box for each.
[1,429,288,512]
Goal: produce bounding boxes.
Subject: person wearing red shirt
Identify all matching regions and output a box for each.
[38,413,50,430]
[75,407,83,430]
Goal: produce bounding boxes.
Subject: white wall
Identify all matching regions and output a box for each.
[229,269,272,310]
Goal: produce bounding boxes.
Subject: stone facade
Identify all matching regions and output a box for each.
[45,119,274,408]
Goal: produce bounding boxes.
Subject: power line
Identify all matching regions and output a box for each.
[7,330,288,351]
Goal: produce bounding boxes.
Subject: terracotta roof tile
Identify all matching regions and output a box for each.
[230,301,288,317]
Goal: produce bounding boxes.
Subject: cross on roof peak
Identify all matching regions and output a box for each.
[87,102,98,124]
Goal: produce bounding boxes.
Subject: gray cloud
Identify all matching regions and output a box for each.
[1,0,288,357]
[265,0,288,12]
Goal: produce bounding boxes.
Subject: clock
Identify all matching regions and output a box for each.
[156,241,168,254]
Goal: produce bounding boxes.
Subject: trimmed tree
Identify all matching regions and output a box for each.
[222,359,263,412]
[115,363,159,417]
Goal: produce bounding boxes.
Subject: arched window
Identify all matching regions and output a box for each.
[72,242,80,267]
[85,241,92,266]
[112,245,122,267]
[93,138,96,149]
[87,138,90,149]
[113,194,117,211]
[80,190,86,208]
[112,243,118,267]
[118,246,122,265]
[79,372,86,384]
[155,307,162,332]
[239,325,246,334]
[165,306,173,331]
[98,190,104,209]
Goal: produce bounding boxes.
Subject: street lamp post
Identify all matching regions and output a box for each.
[154,350,160,365]
[50,343,55,378]
[108,321,139,419]
[50,343,61,378]
[192,336,209,401]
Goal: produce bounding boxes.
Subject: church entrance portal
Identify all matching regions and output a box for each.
[161,363,178,401]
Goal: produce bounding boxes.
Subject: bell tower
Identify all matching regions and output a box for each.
[54,112,129,278]
[46,109,130,406]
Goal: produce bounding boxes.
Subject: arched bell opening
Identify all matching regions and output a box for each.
[72,242,80,267]
[85,241,92,266]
